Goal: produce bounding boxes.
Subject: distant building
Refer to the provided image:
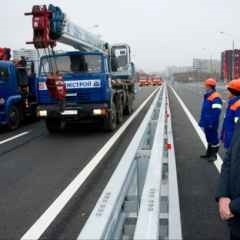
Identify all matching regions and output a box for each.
[165,65,192,78]
[173,71,220,83]
[192,58,220,73]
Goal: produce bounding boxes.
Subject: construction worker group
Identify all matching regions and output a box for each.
[199,78,240,161]
[199,77,240,239]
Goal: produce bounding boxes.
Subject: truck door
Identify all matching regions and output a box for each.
[16,67,29,98]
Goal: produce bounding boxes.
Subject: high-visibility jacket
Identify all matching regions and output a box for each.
[221,96,240,148]
[199,90,222,129]
[216,121,240,237]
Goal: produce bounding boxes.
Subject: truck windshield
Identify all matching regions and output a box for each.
[40,54,102,75]
[0,66,9,84]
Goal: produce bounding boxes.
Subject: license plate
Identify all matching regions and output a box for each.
[65,80,101,89]
[61,110,78,115]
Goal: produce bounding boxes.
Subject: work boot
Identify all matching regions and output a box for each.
[207,146,219,162]
[200,144,211,158]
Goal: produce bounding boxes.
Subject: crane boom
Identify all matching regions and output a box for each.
[60,20,105,52]
[25,4,106,52]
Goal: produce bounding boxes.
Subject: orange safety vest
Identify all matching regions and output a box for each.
[230,99,240,111]
[207,92,221,101]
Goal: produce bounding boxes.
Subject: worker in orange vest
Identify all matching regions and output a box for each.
[199,78,222,162]
[221,79,240,149]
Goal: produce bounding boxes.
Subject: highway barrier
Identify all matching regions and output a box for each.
[78,85,182,240]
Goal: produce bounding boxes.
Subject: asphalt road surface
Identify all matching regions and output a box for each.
[169,82,229,240]
[0,83,231,240]
[0,86,157,239]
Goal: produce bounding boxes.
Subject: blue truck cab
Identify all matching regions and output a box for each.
[37,51,135,132]
[0,61,37,130]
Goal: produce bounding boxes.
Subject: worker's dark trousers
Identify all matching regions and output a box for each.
[204,127,219,145]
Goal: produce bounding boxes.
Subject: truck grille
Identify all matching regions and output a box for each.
[78,93,91,101]
[65,92,94,103]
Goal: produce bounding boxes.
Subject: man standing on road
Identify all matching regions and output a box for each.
[216,120,240,240]
[199,78,222,162]
[221,79,240,149]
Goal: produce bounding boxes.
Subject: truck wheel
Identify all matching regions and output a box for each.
[104,102,117,131]
[117,100,123,124]
[45,118,64,133]
[7,105,21,130]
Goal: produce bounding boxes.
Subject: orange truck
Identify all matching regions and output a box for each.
[139,79,148,86]
[152,78,162,86]
[146,78,153,86]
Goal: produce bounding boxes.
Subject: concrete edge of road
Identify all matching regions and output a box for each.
[20,87,160,240]
[170,86,223,173]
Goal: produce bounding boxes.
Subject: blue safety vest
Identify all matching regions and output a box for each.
[221,96,240,148]
[199,90,222,129]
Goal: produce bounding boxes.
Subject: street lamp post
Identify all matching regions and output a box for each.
[232,39,235,80]
[88,24,99,30]
[86,25,102,39]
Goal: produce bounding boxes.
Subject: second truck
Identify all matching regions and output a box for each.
[0,48,37,130]
[26,4,136,133]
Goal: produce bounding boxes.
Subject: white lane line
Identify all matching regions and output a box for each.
[20,88,160,240]
[0,131,30,145]
[170,86,222,173]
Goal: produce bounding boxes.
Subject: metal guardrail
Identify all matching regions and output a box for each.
[78,85,182,240]
[166,90,182,240]
[134,87,182,240]
[133,88,166,239]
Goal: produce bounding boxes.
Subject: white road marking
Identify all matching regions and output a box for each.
[170,86,222,173]
[0,131,30,145]
[20,88,160,240]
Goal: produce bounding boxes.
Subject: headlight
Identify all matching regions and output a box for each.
[38,110,47,117]
[93,109,107,116]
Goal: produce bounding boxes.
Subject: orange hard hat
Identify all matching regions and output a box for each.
[227,79,240,92]
[204,78,217,87]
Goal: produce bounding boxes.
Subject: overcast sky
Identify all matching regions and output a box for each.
[0,0,239,72]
